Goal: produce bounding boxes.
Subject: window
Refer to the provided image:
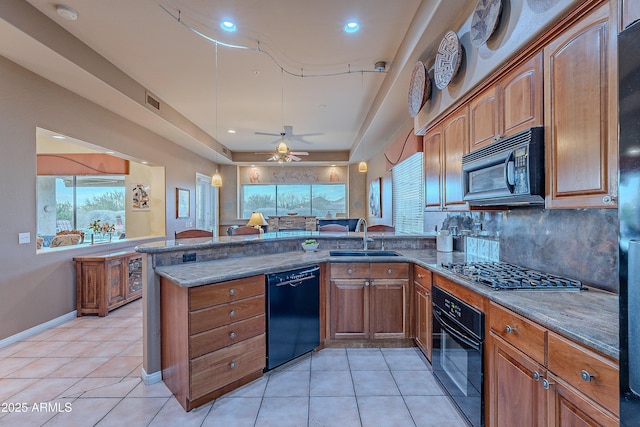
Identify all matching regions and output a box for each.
[37,175,126,245]
[195,173,218,236]
[241,184,346,218]
[392,152,424,234]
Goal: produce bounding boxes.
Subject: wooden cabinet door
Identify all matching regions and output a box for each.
[424,125,443,210]
[442,105,469,210]
[623,0,640,30]
[500,51,543,137]
[544,2,618,208]
[414,282,431,360]
[105,258,127,307]
[469,85,499,151]
[546,373,619,427]
[488,333,547,427]
[330,279,368,339]
[369,279,407,339]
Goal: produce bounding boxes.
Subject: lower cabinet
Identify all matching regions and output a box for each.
[160,275,265,411]
[413,265,431,361]
[488,302,619,426]
[330,262,409,340]
[74,251,143,316]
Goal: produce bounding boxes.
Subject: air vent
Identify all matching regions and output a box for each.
[222,147,230,155]
[145,91,160,110]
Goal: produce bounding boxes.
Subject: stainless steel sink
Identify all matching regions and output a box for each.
[329,250,401,257]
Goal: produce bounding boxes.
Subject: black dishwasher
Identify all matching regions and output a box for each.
[266,265,320,370]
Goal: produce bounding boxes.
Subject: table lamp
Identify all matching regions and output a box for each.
[247,212,268,233]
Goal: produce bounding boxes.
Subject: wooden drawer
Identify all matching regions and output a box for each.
[190,334,265,399]
[370,263,409,279]
[190,314,265,358]
[189,275,264,311]
[489,302,546,365]
[414,265,431,287]
[190,294,264,335]
[331,263,369,278]
[547,332,619,415]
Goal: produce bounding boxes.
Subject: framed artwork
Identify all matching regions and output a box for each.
[369,177,382,218]
[176,188,190,219]
[131,184,150,210]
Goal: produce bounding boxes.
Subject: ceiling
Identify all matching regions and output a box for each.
[0,0,474,164]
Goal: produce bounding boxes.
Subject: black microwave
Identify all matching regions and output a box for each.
[462,127,544,206]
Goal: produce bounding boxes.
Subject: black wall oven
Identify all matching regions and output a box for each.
[432,286,485,427]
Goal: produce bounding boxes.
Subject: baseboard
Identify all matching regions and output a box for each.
[141,367,162,385]
[0,310,77,349]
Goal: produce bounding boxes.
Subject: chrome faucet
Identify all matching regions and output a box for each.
[355,217,368,250]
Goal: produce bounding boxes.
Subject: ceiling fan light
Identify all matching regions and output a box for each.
[277,140,289,154]
[358,161,368,173]
[211,171,223,187]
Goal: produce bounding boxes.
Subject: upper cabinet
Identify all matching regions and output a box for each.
[623,0,640,29]
[424,126,443,210]
[544,1,618,208]
[469,52,543,152]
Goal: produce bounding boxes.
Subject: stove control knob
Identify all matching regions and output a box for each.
[505,325,517,334]
[532,371,541,381]
[580,370,595,383]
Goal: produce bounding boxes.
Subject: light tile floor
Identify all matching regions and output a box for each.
[0,300,467,426]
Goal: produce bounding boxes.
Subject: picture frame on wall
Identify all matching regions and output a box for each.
[131,184,150,210]
[369,177,382,218]
[176,188,190,219]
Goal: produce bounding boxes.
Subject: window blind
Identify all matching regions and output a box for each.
[392,152,424,234]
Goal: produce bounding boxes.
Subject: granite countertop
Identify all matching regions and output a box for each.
[153,248,619,360]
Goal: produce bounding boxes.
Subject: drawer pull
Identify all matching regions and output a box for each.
[417,273,424,279]
[229,288,236,296]
[229,362,236,369]
[229,310,236,318]
[347,268,353,275]
[229,332,236,339]
[505,325,516,334]
[387,268,393,275]
[532,371,541,381]
[580,370,595,383]
[542,378,554,390]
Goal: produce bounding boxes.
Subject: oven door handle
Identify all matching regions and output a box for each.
[433,308,481,351]
[275,274,317,287]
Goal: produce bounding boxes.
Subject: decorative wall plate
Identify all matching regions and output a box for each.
[470,0,503,47]
[434,31,463,90]
[407,61,431,117]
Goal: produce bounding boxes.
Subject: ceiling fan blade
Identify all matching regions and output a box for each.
[289,151,309,155]
[297,132,324,137]
[254,131,280,137]
[287,154,301,161]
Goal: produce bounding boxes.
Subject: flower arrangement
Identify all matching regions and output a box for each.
[302,239,319,252]
[89,219,115,234]
[303,239,318,246]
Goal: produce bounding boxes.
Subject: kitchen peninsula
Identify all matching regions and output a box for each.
[136,233,619,422]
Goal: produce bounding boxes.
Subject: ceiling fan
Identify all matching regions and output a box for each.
[255,125,322,145]
[257,133,309,162]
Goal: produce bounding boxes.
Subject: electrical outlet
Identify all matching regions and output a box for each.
[183,252,196,263]
[18,232,30,244]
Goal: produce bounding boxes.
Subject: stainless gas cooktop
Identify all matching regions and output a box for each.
[440,262,584,291]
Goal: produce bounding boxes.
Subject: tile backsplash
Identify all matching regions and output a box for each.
[431,208,618,293]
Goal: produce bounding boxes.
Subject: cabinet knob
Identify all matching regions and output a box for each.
[580,369,595,383]
[542,378,554,390]
[532,371,541,381]
[417,274,424,279]
[229,332,236,339]
[602,195,616,204]
[370,280,375,287]
[387,268,393,275]
[229,288,236,296]
[229,310,236,318]
[347,268,353,274]
[505,325,516,334]
[365,281,370,287]
[229,362,236,369]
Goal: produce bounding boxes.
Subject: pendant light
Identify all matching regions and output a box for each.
[358,70,368,173]
[276,67,289,158]
[211,41,223,187]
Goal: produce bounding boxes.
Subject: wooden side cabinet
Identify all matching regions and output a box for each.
[74,251,143,317]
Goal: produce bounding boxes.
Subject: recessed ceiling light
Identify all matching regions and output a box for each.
[141,161,148,164]
[221,21,237,32]
[56,4,78,21]
[51,135,66,140]
[105,151,115,155]
[344,21,359,33]
[227,129,236,134]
